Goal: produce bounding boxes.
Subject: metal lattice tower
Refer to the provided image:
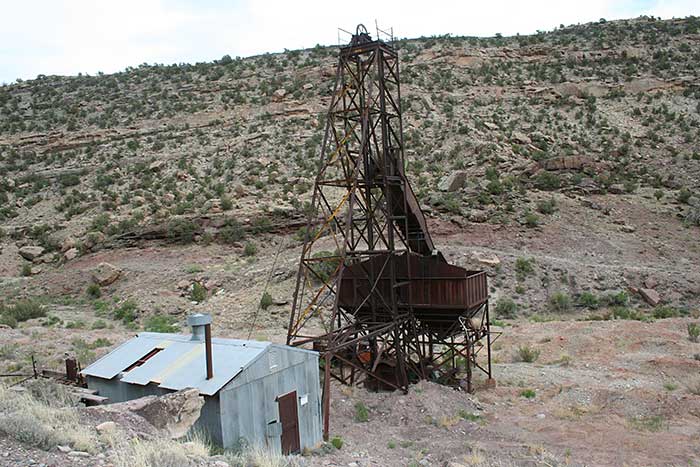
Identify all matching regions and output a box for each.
[287,25,494,439]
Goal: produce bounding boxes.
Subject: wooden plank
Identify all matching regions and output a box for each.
[78,393,109,404]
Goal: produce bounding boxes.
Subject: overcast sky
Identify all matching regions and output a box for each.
[1,0,697,84]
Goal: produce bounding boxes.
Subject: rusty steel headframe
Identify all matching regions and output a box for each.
[287,25,495,439]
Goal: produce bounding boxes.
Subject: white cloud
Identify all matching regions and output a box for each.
[0,0,697,83]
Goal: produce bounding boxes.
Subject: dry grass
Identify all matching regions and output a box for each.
[686,377,700,396]
[112,435,210,467]
[226,445,299,467]
[0,382,95,452]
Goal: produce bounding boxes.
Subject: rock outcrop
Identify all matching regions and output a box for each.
[94,388,204,439]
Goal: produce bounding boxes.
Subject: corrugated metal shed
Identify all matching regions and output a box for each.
[83,332,291,396]
[82,320,322,453]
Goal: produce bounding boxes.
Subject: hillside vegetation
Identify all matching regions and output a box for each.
[0,16,699,325]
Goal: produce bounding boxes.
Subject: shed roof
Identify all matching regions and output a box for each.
[81,332,313,396]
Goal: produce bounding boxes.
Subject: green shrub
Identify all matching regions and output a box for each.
[309,250,341,283]
[294,226,318,242]
[663,382,678,391]
[113,300,137,323]
[610,306,649,321]
[0,314,17,328]
[652,306,685,319]
[20,263,32,277]
[86,283,102,299]
[623,179,638,193]
[686,206,700,226]
[190,283,207,303]
[2,300,45,323]
[548,292,572,313]
[628,415,665,432]
[515,345,540,363]
[578,291,599,309]
[219,218,244,244]
[243,242,257,256]
[494,298,517,318]
[534,172,561,191]
[523,211,539,228]
[354,401,369,422]
[91,319,107,330]
[91,213,110,232]
[58,173,81,187]
[677,187,691,204]
[458,410,482,422]
[220,197,233,211]
[260,292,273,310]
[536,198,557,215]
[602,291,628,307]
[251,217,273,234]
[515,257,534,280]
[65,320,86,329]
[167,218,198,244]
[520,389,536,398]
[688,323,700,343]
[330,436,343,449]
[144,315,179,333]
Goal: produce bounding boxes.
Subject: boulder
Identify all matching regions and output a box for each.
[302,83,314,90]
[64,248,79,261]
[18,246,45,261]
[95,421,117,434]
[272,88,286,101]
[91,262,122,286]
[553,82,585,98]
[149,160,166,172]
[511,131,531,145]
[473,252,501,266]
[609,184,625,194]
[60,236,77,253]
[84,231,106,250]
[208,199,223,214]
[468,209,489,223]
[639,288,661,306]
[438,171,468,192]
[96,388,204,439]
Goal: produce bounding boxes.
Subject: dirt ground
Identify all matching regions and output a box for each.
[304,318,700,467]
[1,191,699,466]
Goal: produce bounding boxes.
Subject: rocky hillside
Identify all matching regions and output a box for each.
[0,15,699,320]
[1,16,700,467]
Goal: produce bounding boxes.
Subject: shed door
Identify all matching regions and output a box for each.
[277,390,300,454]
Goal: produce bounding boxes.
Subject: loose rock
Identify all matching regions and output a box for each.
[639,288,661,306]
[18,246,45,261]
[91,262,122,286]
[438,171,468,192]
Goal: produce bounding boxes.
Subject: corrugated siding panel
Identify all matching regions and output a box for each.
[219,352,321,453]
